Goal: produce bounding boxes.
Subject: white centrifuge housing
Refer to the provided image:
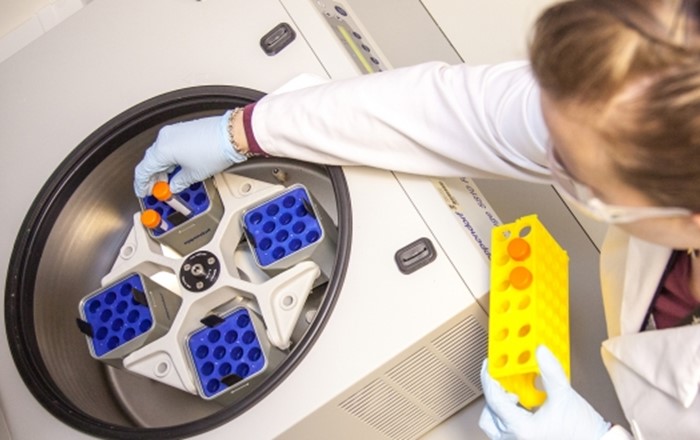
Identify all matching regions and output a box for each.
[0,1,624,439]
[0,1,486,438]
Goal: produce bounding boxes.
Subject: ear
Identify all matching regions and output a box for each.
[691,213,700,230]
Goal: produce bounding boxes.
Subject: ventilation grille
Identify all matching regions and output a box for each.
[432,315,487,391]
[339,315,488,440]
[339,379,435,440]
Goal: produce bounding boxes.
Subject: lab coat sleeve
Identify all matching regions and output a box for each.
[249,61,552,183]
[601,425,634,440]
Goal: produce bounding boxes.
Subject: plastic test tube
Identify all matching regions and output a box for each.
[141,209,169,232]
[152,181,193,217]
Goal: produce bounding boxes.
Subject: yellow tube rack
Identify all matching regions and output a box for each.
[487,214,570,409]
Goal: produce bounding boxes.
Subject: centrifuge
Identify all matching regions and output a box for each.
[0,1,624,439]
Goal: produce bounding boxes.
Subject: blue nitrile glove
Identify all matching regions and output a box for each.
[479,345,611,440]
[133,110,247,197]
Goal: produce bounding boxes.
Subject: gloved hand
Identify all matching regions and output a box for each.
[133,110,247,197]
[479,345,611,440]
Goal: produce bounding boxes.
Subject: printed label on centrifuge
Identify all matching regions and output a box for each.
[431,177,501,259]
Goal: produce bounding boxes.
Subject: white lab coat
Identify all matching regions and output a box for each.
[600,228,700,439]
[251,61,699,439]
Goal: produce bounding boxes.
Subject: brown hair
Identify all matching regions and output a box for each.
[530,0,700,210]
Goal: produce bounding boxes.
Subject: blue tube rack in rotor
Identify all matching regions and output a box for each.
[141,181,211,235]
[243,184,327,270]
[139,173,224,256]
[77,273,181,365]
[187,307,269,400]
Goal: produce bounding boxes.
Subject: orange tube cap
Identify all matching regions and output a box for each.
[507,238,531,261]
[141,209,162,229]
[152,181,172,201]
[509,266,533,290]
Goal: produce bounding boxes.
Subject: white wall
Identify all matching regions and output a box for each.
[0,0,54,37]
[0,0,89,62]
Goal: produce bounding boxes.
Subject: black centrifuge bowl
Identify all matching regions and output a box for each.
[5,86,351,439]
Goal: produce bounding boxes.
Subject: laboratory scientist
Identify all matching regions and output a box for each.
[134,0,700,438]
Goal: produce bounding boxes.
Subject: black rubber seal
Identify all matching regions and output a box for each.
[5,85,352,439]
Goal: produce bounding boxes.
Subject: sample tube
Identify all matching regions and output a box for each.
[152,181,193,217]
[141,209,169,232]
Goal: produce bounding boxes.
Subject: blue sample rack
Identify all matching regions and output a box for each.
[243,186,323,268]
[187,308,267,399]
[141,181,211,237]
[80,274,154,357]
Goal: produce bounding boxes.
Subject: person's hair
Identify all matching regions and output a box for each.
[530,0,700,211]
